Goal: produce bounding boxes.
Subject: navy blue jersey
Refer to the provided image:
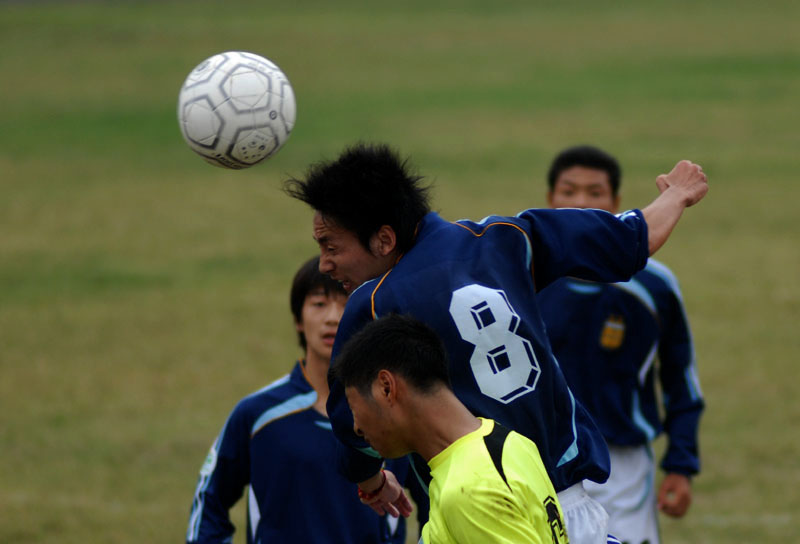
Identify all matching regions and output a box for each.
[186,362,408,544]
[328,209,650,492]
[538,259,704,475]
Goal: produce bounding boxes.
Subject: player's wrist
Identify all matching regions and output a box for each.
[357,469,386,500]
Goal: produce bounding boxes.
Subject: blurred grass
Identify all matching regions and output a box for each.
[1,1,799,542]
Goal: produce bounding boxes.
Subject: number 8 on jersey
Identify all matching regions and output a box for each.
[449,284,541,403]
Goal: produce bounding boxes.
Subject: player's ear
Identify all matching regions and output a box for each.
[546,191,555,208]
[376,369,396,402]
[371,225,397,257]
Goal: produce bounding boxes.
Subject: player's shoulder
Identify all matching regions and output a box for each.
[239,366,318,436]
[638,258,683,297]
[452,212,530,235]
[233,366,310,416]
[501,430,550,478]
[340,278,384,326]
[348,276,380,305]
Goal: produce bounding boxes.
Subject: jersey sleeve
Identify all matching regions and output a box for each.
[327,284,385,483]
[655,271,704,475]
[514,208,649,292]
[186,404,251,543]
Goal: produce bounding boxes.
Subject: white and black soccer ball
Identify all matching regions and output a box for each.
[177,51,296,169]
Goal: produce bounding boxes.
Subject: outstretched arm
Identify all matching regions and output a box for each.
[642,160,708,255]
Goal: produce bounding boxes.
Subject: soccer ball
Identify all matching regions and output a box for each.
[177,51,296,169]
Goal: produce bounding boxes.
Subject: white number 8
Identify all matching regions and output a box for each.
[449,284,540,403]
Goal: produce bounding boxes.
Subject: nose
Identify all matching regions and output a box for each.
[353,422,364,437]
[319,254,334,274]
[325,304,342,325]
[573,193,590,209]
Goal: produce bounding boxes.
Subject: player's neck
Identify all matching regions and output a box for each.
[301,353,330,416]
[408,391,481,461]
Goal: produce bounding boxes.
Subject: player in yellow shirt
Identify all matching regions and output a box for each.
[331,313,568,544]
[426,418,568,543]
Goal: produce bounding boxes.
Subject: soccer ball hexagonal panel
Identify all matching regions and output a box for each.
[177,51,296,169]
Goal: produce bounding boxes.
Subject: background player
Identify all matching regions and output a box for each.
[538,145,704,544]
[285,142,708,544]
[186,256,410,544]
[332,313,569,544]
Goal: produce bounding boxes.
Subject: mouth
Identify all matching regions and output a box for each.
[322,333,336,346]
[327,273,352,293]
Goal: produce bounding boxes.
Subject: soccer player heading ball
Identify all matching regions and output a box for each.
[285,143,707,544]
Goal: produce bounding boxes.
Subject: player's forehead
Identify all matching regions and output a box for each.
[554,166,612,191]
[304,285,328,300]
[312,212,356,242]
[304,286,346,303]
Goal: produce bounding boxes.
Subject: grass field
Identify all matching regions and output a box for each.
[1,1,798,542]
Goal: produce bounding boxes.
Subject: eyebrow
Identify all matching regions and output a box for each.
[560,179,606,189]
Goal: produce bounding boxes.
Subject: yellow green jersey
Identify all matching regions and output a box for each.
[421,418,568,544]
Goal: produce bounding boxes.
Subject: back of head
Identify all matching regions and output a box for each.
[547,144,622,195]
[290,256,347,349]
[284,143,432,254]
[331,314,450,397]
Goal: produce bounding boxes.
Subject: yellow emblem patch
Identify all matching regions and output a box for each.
[600,314,625,350]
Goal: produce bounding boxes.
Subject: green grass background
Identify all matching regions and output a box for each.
[1,1,798,542]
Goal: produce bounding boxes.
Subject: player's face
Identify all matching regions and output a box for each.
[297,287,347,363]
[346,385,403,458]
[548,166,620,212]
[312,213,394,294]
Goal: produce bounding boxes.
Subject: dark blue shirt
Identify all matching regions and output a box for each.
[538,260,704,475]
[187,362,409,543]
[328,208,650,492]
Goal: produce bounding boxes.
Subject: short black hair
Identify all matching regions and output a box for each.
[284,143,432,254]
[547,145,622,196]
[290,256,347,350]
[330,314,450,398]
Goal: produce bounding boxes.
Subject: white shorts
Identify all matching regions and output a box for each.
[557,481,610,544]
[584,444,660,544]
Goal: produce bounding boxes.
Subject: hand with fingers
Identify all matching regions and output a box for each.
[657,473,692,518]
[358,469,414,518]
[655,160,709,208]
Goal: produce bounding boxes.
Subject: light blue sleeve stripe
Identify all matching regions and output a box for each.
[638,343,659,387]
[357,445,383,459]
[647,259,704,402]
[685,363,704,402]
[566,282,602,295]
[187,421,228,541]
[612,278,657,315]
[314,420,333,431]
[240,374,291,402]
[632,390,657,441]
[251,391,317,436]
[512,212,534,270]
[556,388,579,467]
[645,259,683,299]
[248,485,260,542]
